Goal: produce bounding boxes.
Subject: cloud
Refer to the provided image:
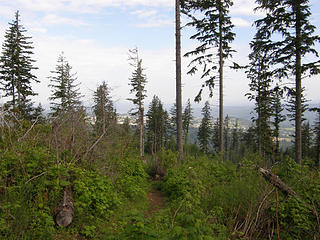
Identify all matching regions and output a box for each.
[42,14,89,26]
[12,0,173,14]
[0,5,15,18]
[135,18,173,28]
[16,0,64,12]
[232,17,251,27]
[230,0,265,17]
[131,9,157,19]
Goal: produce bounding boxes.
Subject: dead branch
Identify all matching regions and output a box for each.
[18,116,39,142]
[0,205,15,220]
[78,127,109,162]
[25,171,46,184]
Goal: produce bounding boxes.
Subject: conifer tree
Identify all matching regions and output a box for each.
[182,99,193,144]
[271,85,286,156]
[146,96,168,155]
[230,119,241,161]
[254,0,320,164]
[312,108,320,167]
[223,115,230,156]
[212,118,220,153]
[182,0,235,153]
[198,101,212,153]
[93,81,116,134]
[0,11,38,119]
[176,0,183,162]
[48,53,82,116]
[128,48,147,160]
[33,103,46,123]
[246,37,273,157]
[302,121,313,160]
[169,103,177,137]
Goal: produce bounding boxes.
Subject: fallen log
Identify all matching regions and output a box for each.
[254,166,298,198]
[55,185,73,227]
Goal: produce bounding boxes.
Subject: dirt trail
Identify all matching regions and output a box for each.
[146,186,166,214]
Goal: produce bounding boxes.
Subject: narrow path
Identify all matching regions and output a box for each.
[146,185,166,216]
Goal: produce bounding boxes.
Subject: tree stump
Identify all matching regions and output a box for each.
[55,185,74,227]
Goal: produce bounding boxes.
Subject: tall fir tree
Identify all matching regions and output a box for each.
[146,96,168,155]
[182,0,235,153]
[0,11,38,119]
[48,53,82,116]
[176,0,183,162]
[128,48,147,160]
[301,121,313,160]
[246,36,273,157]
[223,115,230,157]
[169,103,177,137]
[271,84,286,157]
[230,119,241,161]
[212,118,220,153]
[182,99,193,145]
[254,0,320,164]
[198,101,212,153]
[93,81,116,134]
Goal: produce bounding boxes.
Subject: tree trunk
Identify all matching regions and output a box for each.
[255,166,298,197]
[218,5,224,154]
[140,106,145,163]
[294,3,302,164]
[55,185,73,227]
[176,0,183,162]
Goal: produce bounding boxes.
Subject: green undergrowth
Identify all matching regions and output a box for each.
[0,126,319,239]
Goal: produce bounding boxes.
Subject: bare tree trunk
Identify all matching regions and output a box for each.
[218,4,224,154]
[255,166,298,197]
[176,0,183,162]
[294,3,302,165]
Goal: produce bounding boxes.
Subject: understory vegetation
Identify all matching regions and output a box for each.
[0,119,319,240]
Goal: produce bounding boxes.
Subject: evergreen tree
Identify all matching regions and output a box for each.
[312,108,320,167]
[48,53,82,116]
[169,103,177,137]
[146,96,168,155]
[230,119,241,161]
[302,121,313,160]
[223,115,230,156]
[271,84,286,157]
[93,81,116,134]
[33,103,46,123]
[246,36,273,157]
[182,99,193,145]
[128,48,147,160]
[182,0,235,153]
[254,0,320,164]
[212,118,220,153]
[240,126,257,156]
[198,101,212,153]
[0,11,38,119]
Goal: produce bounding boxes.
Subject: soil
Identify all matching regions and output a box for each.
[146,187,166,214]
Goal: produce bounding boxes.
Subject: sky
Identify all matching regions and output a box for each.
[0,0,319,113]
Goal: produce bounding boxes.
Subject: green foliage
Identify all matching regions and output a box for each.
[116,157,148,200]
[73,168,121,218]
[109,211,158,240]
[0,11,38,119]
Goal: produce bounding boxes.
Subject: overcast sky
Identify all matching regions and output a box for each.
[0,0,319,112]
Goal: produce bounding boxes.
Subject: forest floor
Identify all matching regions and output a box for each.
[145,181,166,217]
